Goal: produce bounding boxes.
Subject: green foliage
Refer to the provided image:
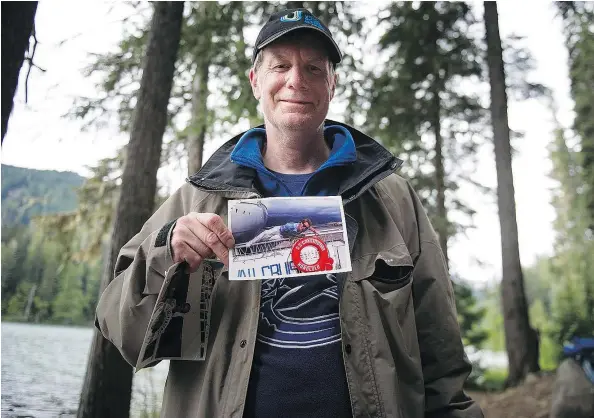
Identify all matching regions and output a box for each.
[557,1,594,230]
[71,2,363,172]
[1,228,101,325]
[1,164,84,226]
[547,4,594,356]
[478,94,594,371]
[480,272,559,372]
[72,2,257,159]
[523,258,562,370]
[479,368,508,392]
[53,263,88,324]
[4,281,33,319]
[523,256,554,312]
[454,278,488,348]
[0,163,115,325]
[364,1,487,253]
[546,96,594,347]
[1,229,31,302]
[480,284,506,352]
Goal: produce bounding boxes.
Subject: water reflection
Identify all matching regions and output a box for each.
[1,322,168,418]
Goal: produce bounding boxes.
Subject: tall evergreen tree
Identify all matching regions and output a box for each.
[484,1,539,386]
[1,231,32,310]
[546,94,594,349]
[557,1,594,231]
[177,2,260,174]
[73,2,363,175]
[77,3,185,417]
[367,1,484,267]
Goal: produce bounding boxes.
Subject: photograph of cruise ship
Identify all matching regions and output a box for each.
[228,196,351,280]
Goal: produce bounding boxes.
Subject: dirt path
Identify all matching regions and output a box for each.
[468,374,555,418]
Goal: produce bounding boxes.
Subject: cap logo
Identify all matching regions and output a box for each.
[304,15,325,31]
[280,11,303,22]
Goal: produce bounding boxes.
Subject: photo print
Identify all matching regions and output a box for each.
[228,196,352,280]
[136,260,220,370]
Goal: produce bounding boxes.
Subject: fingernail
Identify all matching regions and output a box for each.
[227,238,235,248]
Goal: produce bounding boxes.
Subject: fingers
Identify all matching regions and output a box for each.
[194,213,234,266]
[172,241,203,272]
[195,213,235,248]
[170,213,235,271]
[179,223,214,257]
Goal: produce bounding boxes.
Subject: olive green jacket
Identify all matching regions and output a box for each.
[95,121,484,418]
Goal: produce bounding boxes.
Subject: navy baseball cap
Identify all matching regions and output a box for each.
[252,8,342,64]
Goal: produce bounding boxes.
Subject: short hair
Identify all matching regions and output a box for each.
[300,218,313,227]
[253,50,336,78]
[252,31,337,76]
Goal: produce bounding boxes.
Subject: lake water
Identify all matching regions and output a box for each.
[1,322,508,417]
[1,322,169,418]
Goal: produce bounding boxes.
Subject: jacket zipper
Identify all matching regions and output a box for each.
[337,285,358,416]
[187,178,262,199]
[188,157,402,204]
[343,158,403,205]
[338,159,401,418]
[235,279,262,418]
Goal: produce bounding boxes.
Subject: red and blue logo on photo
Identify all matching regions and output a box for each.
[291,236,334,273]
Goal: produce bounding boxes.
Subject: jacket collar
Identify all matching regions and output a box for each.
[187,119,403,201]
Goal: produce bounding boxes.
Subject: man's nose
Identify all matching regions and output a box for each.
[286,66,308,90]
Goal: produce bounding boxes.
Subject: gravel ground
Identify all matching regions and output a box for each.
[468,373,555,418]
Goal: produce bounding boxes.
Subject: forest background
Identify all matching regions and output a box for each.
[2,1,593,405]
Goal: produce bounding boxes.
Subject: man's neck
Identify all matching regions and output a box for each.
[262,123,331,174]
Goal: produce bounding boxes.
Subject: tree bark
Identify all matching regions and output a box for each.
[1,2,38,143]
[187,60,209,175]
[77,3,184,417]
[484,1,539,387]
[433,92,449,267]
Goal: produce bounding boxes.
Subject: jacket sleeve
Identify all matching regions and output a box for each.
[406,182,484,418]
[94,183,195,367]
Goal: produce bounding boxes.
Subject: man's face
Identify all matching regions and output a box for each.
[249,34,337,133]
[298,221,310,232]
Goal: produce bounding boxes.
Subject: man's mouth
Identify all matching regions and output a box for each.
[280,99,312,105]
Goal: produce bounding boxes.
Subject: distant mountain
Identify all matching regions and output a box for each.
[1,164,85,226]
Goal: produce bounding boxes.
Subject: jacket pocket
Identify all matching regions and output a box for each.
[367,258,413,294]
[351,243,414,292]
[350,244,420,378]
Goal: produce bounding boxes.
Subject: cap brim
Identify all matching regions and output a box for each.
[256,25,342,64]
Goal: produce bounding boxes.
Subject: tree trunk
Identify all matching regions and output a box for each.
[484,1,539,387]
[433,93,449,267]
[1,2,38,143]
[187,59,209,175]
[24,284,37,320]
[77,3,184,417]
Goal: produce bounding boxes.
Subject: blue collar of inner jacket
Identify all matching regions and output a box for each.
[230,124,357,178]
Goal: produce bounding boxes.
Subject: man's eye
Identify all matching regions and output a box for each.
[309,65,322,73]
[274,64,288,70]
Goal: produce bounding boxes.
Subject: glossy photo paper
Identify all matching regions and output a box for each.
[228,196,352,280]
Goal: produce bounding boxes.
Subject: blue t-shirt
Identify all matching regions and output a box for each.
[279,222,301,238]
[243,172,352,418]
[232,131,356,418]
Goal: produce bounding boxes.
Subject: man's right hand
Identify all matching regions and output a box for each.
[170,212,235,272]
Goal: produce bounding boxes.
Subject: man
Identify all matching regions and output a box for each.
[245,218,318,247]
[95,8,484,418]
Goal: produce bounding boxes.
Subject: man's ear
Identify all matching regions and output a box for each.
[249,68,261,100]
[329,72,338,100]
